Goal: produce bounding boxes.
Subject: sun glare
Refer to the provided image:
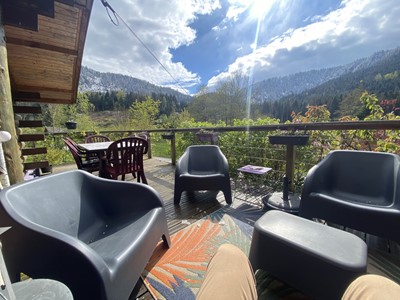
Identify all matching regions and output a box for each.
[249,0,274,20]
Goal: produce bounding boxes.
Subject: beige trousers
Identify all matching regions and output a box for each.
[342,274,400,300]
[196,244,257,300]
[197,244,400,300]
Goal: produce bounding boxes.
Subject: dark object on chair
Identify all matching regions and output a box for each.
[299,150,400,243]
[63,138,100,173]
[249,210,367,300]
[0,170,171,300]
[85,134,111,143]
[102,137,148,183]
[174,145,232,205]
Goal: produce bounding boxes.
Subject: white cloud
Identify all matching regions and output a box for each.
[207,0,400,89]
[83,0,220,94]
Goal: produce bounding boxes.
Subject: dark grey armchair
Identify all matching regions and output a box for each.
[299,150,400,243]
[0,170,171,300]
[174,145,232,205]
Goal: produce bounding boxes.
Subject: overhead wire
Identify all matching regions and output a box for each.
[100,0,190,95]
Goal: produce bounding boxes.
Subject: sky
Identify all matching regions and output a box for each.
[82,0,400,95]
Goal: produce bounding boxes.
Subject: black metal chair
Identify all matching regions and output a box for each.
[299,150,400,243]
[0,170,171,300]
[174,145,232,205]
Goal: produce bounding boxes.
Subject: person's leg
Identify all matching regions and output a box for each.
[342,274,400,300]
[196,244,257,300]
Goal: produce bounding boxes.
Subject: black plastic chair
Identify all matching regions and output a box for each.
[102,137,148,183]
[0,170,171,300]
[84,134,111,143]
[299,150,400,243]
[63,138,100,173]
[174,145,232,205]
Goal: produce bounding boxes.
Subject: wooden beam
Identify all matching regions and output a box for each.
[12,91,41,99]
[6,36,78,56]
[0,8,25,184]
[21,147,47,156]
[19,120,44,128]
[23,161,49,171]
[13,105,42,114]
[16,97,73,104]
[14,85,73,94]
[18,134,45,142]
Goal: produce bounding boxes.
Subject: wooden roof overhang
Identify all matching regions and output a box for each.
[1,0,94,104]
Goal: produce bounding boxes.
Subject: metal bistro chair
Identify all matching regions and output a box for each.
[84,134,111,143]
[63,138,100,173]
[102,137,148,183]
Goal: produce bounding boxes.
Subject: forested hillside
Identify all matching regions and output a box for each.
[77,47,400,123]
[79,66,192,103]
[87,90,184,116]
[257,48,400,121]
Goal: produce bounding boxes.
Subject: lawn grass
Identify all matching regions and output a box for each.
[151,140,170,158]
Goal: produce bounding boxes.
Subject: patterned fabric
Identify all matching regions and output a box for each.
[142,208,256,299]
[142,205,400,300]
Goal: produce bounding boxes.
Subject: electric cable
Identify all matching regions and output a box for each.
[100,0,189,95]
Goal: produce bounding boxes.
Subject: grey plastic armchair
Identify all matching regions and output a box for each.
[299,150,400,243]
[0,170,171,300]
[174,145,232,205]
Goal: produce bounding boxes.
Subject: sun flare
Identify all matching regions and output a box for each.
[249,0,275,20]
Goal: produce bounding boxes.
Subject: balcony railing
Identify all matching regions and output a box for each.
[40,120,400,193]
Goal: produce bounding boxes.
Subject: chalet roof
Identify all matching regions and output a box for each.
[1,0,94,104]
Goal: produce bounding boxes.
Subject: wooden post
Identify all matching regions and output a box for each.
[285,144,295,192]
[147,132,152,159]
[171,133,176,166]
[0,9,24,185]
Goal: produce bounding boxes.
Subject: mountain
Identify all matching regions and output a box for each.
[278,47,400,103]
[79,66,192,103]
[251,47,400,102]
[79,47,399,107]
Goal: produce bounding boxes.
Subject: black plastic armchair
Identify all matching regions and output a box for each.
[0,170,171,300]
[299,150,400,243]
[174,145,232,205]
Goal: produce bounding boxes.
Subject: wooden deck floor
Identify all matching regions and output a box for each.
[53,158,400,300]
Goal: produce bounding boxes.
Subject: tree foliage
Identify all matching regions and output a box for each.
[129,96,160,130]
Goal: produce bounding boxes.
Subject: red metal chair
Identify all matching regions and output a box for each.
[102,137,148,183]
[63,138,100,173]
[84,134,111,143]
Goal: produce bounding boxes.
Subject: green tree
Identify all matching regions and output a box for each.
[129,96,160,130]
[338,88,366,119]
[188,74,246,124]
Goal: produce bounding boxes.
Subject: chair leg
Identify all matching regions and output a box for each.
[139,172,148,184]
[222,182,232,204]
[223,187,233,204]
[162,234,171,248]
[174,188,182,205]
